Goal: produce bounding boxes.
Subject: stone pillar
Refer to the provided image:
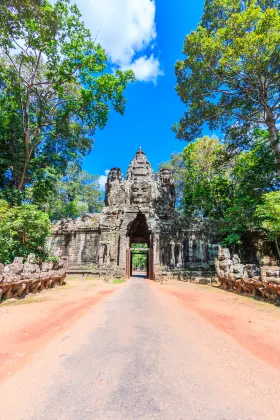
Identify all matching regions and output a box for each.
[119,230,129,270]
[106,244,111,266]
[98,243,105,266]
[170,240,175,267]
[199,239,205,263]
[177,242,183,268]
[77,232,86,264]
[153,233,160,265]
[188,236,194,263]
[153,233,160,280]
[65,233,75,267]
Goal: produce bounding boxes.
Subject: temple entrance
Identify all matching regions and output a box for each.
[125,213,154,280]
[131,244,148,278]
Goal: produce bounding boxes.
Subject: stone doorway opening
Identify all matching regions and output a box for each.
[131,244,148,278]
[126,212,154,280]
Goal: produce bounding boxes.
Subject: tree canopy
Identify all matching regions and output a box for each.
[174,0,280,174]
[0,0,134,200]
[42,164,103,220]
[163,132,279,246]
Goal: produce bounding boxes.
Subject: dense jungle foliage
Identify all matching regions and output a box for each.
[162,131,280,251]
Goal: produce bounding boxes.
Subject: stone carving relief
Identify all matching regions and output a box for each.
[126,147,154,183]
[130,181,152,207]
[0,255,67,302]
[105,168,126,207]
[155,168,175,217]
[214,246,280,302]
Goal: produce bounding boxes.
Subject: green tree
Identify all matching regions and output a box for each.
[256,191,280,258]
[163,133,278,246]
[181,136,233,219]
[131,244,148,271]
[132,254,147,271]
[0,199,50,264]
[174,1,280,174]
[222,137,278,245]
[0,0,134,197]
[39,164,103,220]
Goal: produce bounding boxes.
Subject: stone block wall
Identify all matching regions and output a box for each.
[0,254,68,302]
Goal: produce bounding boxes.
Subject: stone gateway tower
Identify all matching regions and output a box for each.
[49,149,220,280]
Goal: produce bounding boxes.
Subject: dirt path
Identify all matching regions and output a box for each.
[159,280,280,370]
[0,277,121,382]
[0,278,280,420]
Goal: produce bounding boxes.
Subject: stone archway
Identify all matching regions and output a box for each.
[125,213,154,280]
[127,212,150,246]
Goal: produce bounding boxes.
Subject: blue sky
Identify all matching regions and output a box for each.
[75,0,205,188]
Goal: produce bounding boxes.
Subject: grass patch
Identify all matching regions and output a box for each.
[66,275,99,282]
[111,279,126,284]
[16,296,48,305]
[1,295,48,306]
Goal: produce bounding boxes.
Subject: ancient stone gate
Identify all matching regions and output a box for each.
[49,149,220,280]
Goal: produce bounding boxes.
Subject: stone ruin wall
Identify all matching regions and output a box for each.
[156,218,221,282]
[0,254,68,302]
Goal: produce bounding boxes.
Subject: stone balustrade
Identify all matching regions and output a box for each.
[0,254,68,302]
[215,246,280,303]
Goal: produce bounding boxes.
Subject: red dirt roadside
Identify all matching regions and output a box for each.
[1,277,280,420]
[0,277,121,382]
[157,280,280,370]
[1,277,280,387]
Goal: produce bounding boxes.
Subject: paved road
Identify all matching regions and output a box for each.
[2,277,280,420]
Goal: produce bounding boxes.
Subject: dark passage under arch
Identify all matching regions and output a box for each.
[126,213,154,280]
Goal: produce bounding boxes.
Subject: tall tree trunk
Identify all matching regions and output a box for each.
[17,132,30,191]
[17,157,30,190]
[274,237,280,263]
[267,118,280,177]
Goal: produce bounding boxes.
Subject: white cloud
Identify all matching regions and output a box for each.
[124,55,163,83]
[75,0,163,83]
[99,169,110,191]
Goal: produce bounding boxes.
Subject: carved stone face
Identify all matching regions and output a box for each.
[135,152,146,164]
[131,182,151,206]
[107,168,122,183]
[160,168,173,185]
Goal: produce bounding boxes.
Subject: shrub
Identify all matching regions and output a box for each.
[0,200,50,264]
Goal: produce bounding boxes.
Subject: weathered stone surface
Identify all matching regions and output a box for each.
[48,149,220,280]
[24,262,40,274]
[13,257,24,263]
[0,255,68,302]
[215,248,280,302]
